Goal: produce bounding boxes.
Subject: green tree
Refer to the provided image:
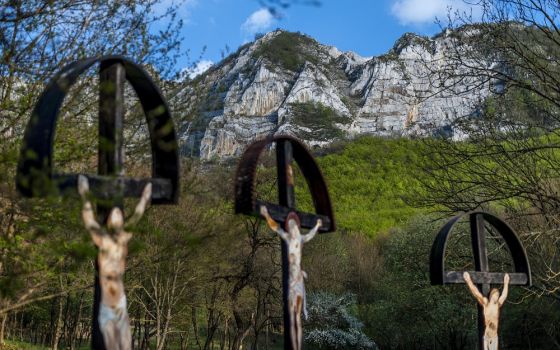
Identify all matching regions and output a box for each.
[363,215,560,349]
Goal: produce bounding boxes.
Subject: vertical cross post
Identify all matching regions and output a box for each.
[16,55,180,349]
[276,140,296,350]
[430,211,531,350]
[92,60,126,350]
[235,135,336,350]
[470,213,489,350]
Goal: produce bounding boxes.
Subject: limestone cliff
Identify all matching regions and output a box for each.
[171,29,491,159]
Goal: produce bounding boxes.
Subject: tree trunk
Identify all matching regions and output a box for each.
[220,317,228,350]
[192,307,202,350]
[131,317,139,349]
[265,310,270,350]
[0,312,7,345]
[62,293,71,347]
[19,311,24,342]
[141,317,151,350]
[70,293,84,350]
[52,294,63,350]
[229,312,250,350]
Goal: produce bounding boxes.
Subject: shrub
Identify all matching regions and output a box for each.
[305,292,377,350]
[290,102,351,141]
[252,31,319,72]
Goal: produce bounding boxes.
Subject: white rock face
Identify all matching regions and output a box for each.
[225,63,289,117]
[279,62,351,122]
[171,29,492,160]
[199,114,277,159]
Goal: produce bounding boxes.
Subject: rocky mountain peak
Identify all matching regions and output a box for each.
[171,28,491,160]
[391,32,433,56]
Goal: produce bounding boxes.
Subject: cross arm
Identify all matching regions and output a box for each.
[444,271,528,285]
[51,174,172,201]
[254,200,332,232]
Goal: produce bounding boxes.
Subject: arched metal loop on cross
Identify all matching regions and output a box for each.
[430,211,531,286]
[234,135,335,232]
[16,55,179,204]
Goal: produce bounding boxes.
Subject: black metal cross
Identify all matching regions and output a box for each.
[16,56,180,350]
[430,211,531,349]
[235,135,336,350]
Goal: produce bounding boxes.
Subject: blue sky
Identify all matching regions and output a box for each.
[161,0,481,76]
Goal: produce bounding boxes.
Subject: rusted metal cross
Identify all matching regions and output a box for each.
[235,135,336,350]
[16,56,179,350]
[430,211,531,350]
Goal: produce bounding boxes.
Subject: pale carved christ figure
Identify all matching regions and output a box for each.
[463,272,510,350]
[78,175,152,350]
[260,205,321,350]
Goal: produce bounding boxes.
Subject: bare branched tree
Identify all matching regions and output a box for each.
[419,0,560,297]
[0,1,184,346]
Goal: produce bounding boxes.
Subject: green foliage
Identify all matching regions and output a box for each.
[420,123,560,213]
[0,195,90,299]
[252,31,319,72]
[361,216,477,349]
[205,93,225,111]
[290,102,351,141]
[360,215,560,349]
[295,136,429,236]
[3,340,49,350]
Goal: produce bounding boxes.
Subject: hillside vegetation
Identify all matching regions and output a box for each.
[252,31,320,71]
[295,136,429,236]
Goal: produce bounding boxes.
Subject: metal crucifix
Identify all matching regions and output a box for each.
[235,135,335,350]
[16,56,179,350]
[430,211,531,350]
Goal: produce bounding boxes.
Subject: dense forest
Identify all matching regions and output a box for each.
[2,0,560,349]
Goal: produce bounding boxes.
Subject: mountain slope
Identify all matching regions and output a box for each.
[172,29,491,159]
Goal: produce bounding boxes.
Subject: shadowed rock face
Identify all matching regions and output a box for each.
[172,29,493,160]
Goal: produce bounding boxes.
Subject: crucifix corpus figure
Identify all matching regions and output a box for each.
[78,175,152,350]
[260,205,321,350]
[463,272,510,350]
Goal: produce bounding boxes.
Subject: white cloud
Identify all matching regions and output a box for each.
[391,0,481,25]
[184,60,213,79]
[241,8,276,37]
[152,0,197,20]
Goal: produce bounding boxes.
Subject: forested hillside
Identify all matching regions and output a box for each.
[2,133,560,349]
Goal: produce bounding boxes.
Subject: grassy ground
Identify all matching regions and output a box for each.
[2,340,45,350]
[2,338,283,349]
[1,340,90,350]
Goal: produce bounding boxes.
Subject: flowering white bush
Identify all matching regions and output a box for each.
[304,292,377,349]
